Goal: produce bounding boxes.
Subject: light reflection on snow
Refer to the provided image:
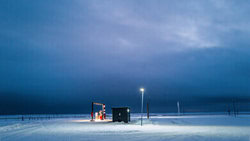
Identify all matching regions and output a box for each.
[72,119,112,123]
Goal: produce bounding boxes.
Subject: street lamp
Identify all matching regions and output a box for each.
[140,88,144,126]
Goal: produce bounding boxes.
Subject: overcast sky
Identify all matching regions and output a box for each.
[1,0,250,114]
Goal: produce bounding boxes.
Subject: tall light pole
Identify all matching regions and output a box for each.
[177,101,180,116]
[140,88,144,126]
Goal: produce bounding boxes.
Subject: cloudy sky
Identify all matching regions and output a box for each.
[1,0,250,114]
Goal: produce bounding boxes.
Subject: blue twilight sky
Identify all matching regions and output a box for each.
[1,0,250,114]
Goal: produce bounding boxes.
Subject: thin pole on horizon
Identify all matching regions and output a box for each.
[177,101,180,116]
[140,88,144,126]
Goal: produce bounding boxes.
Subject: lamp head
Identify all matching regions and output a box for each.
[140,88,144,92]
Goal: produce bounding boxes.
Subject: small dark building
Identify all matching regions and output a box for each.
[112,107,130,123]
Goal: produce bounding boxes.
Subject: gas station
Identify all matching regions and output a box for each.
[91,102,106,121]
[90,102,133,123]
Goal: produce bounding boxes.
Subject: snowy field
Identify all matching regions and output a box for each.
[1,114,250,141]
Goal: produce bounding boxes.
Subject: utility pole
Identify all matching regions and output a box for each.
[177,101,180,116]
[140,88,144,126]
[147,102,149,119]
[91,102,94,121]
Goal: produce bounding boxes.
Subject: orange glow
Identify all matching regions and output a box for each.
[72,119,112,123]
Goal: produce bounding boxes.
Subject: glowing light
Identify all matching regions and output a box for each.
[140,88,144,92]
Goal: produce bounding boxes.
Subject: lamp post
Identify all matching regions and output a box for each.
[140,88,144,126]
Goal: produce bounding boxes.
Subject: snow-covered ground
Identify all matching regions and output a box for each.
[1,114,250,141]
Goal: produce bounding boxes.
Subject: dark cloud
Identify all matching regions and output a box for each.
[1,0,250,114]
